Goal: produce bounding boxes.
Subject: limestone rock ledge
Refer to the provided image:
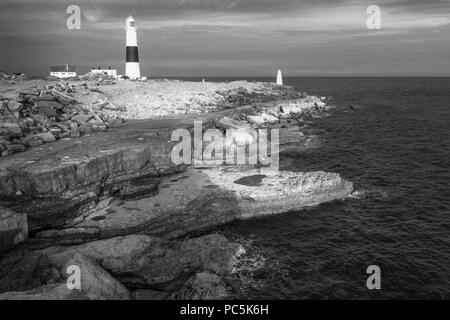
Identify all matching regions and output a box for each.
[71,167,353,240]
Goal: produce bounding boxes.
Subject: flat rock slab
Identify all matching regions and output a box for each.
[75,166,353,239]
[260,113,279,124]
[246,115,266,126]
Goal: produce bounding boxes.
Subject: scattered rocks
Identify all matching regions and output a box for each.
[0,81,124,157]
[0,72,26,81]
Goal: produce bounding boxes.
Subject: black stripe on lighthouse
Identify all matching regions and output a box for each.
[126,46,139,63]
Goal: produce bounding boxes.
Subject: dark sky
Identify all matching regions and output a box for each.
[1,0,449,77]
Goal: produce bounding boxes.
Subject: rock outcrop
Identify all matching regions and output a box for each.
[0,124,179,232]
[41,234,243,291]
[0,207,28,254]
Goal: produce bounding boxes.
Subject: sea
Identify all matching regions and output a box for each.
[198,77,450,299]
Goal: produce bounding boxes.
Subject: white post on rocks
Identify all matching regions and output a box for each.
[276,69,283,86]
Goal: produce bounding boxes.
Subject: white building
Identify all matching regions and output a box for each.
[91,67,118,79]
[50,64,77,78]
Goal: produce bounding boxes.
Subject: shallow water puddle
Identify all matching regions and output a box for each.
[233,174,267,187]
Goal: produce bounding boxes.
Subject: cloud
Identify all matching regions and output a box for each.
[0,0,449,75]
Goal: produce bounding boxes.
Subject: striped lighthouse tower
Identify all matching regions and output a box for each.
[125,15,141,79]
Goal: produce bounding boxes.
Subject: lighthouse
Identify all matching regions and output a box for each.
[125,15,141,79]
[276,69,283,86]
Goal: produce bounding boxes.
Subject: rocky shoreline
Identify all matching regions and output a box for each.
[0,78,353,300]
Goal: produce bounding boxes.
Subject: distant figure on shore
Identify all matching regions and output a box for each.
[276,69,283,86]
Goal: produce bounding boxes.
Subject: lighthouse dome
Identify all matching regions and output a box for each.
[126,15,136,28]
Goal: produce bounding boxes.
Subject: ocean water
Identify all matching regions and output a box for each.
[213,77,450,299]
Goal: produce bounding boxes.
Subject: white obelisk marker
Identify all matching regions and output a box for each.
[276,69,283,86]
[125,15,141,79]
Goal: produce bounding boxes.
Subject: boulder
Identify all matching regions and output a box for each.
[70,129,81,138]
[37,132,56,143]
[0,92,20,101]
[0,123,22,136]
[79,124,93,134]
[0,139,11,146]
[29,95,56,103]
[42,235,159,274]
[49,127,63,137]
[61,253,130,300]
[0,140,9,152]
[246,115,266,126]
[7,144,26,153]
[1,149,13,157]
[92,124,107,132]
[0,101,7,112]
[0,207,28,254]
[261,113,279,124]
[170,272,227,300]
[35,101,64,111]
[7,101,23,113]
[22,135,43,147]
[217,116,252,131]
[36,104,57,118]
[51,89,77,105]
[72,114,93,125]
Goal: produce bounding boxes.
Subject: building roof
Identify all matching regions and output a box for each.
[50,65,76,72]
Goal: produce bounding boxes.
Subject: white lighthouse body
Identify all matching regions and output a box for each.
[276,69,283,86]
[125,15,141,79]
